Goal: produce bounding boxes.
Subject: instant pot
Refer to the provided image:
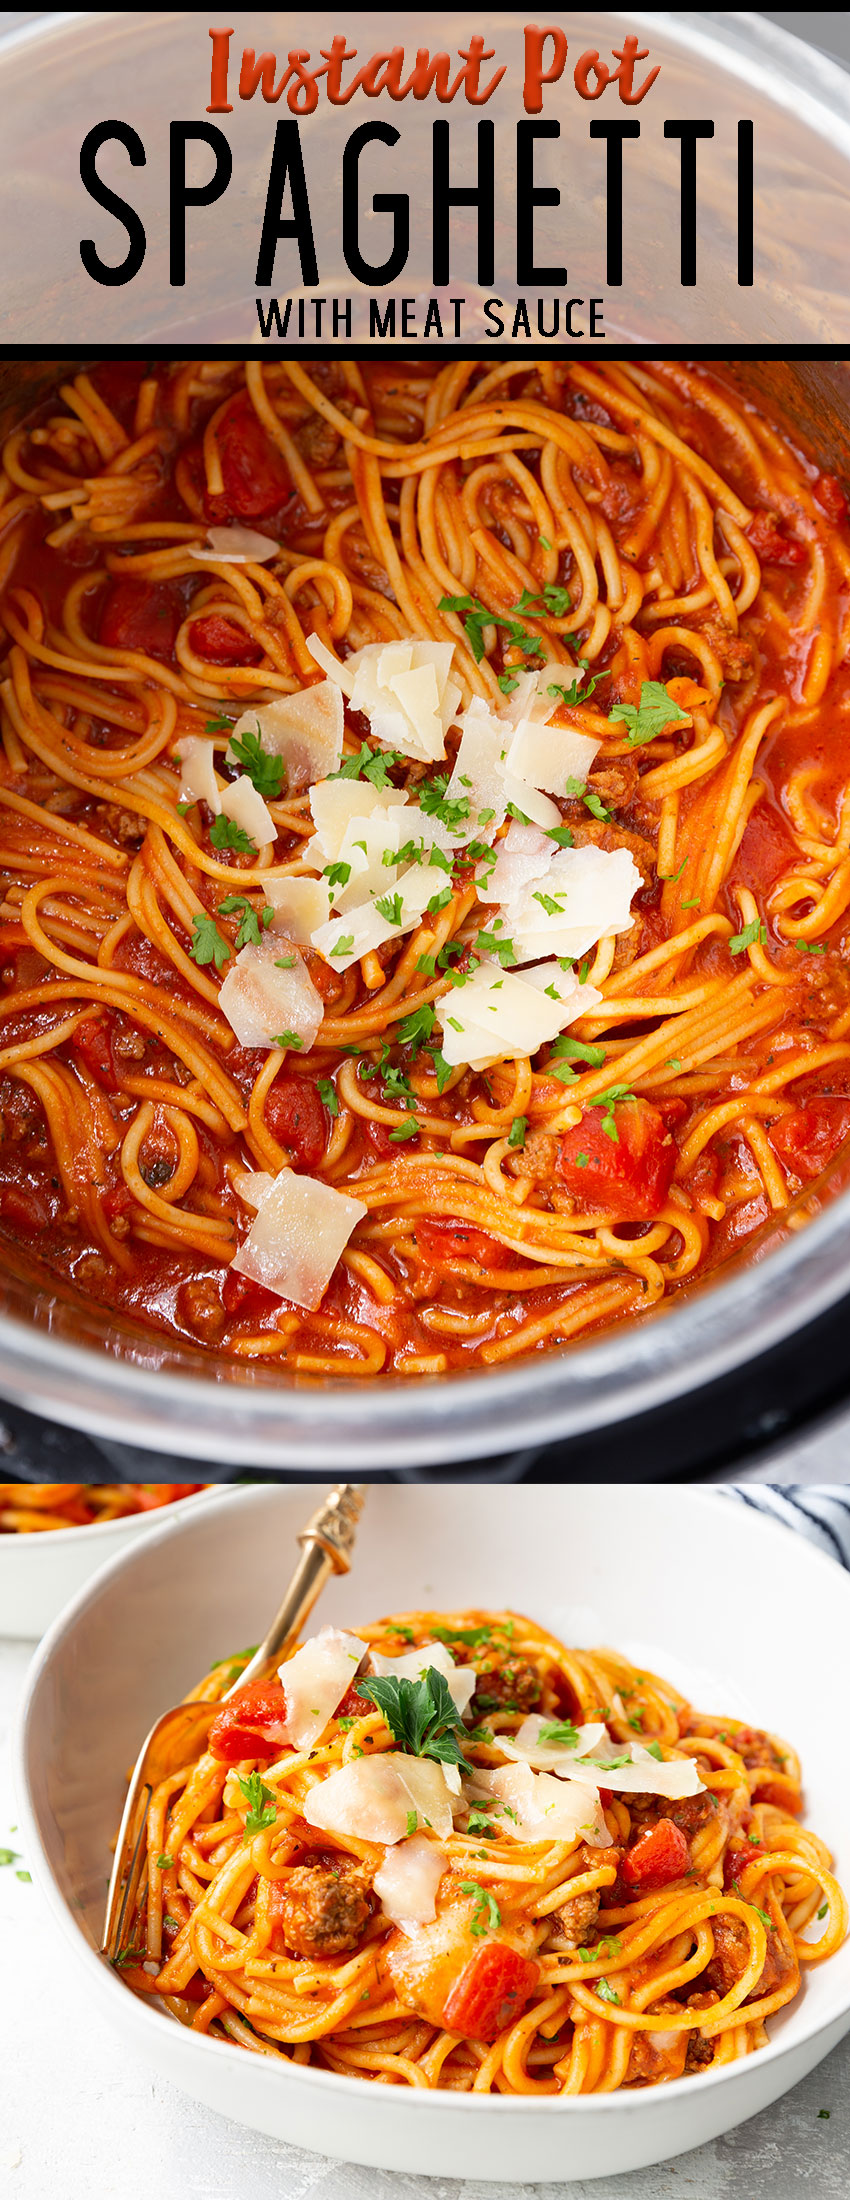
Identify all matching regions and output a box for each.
[1,355,850,1471]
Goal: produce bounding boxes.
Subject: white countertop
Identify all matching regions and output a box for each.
[1,1635,848,2200]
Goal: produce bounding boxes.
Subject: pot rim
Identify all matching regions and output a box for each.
[0,1175,848,1466]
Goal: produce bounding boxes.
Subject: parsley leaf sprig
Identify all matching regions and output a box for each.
[609,680,691,748]
[359,1667,471,1773]
[227,722,286,800]
[219,894,274,951]
[209,815,257,855]
[459,1881,502,1936]
[237,1771,277,1838]
[330,741,403,789]
[189,912,232,971]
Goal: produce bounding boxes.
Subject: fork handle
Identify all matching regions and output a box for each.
[223,1484,365,1697]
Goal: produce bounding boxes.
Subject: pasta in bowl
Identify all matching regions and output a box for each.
[113,1609,845,2095]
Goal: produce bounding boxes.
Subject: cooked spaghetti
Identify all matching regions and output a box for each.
[1,358,850,1377]
[0,1480,208,1531]
[112,1610,846,2092]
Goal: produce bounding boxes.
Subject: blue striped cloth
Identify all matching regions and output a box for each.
[725,1486,850,1569]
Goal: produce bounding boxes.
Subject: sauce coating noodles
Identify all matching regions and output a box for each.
[113,1609,847,2093]
[1,358,849,1376]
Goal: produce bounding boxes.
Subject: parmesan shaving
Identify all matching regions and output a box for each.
[218,774,276,850]
[472,1762,611,1847]
[228,683,344,794]
[500,1715,704,1800]
[218,936,324,1051]
[266,875,331,941]
[438,959,602,1071]
[303,1752,458,1845]
[276,1628,367,1749]
[374,1834,448,1928]
[306,633,461,765]
[229,1167,366,1311]
[176,735,221,814]
[188,525,280,564]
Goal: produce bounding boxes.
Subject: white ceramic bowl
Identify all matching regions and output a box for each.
[14,1484,850,2182]
[0,1485,227,1639]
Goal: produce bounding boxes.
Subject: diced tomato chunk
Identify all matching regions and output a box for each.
[723,1842,766,1891]
[98,576,182,662]
[745,512,807,568]
[264,1076,327,1168]
[221,1268,281,1321]
[70,1014,119,1092]
[770,1097,850,1181]
[0,1179,52,1233]
[415,1217,507,1268]
[206,390,292,523]
[812,471,848,523]
[442,1942,540,2039]
[621,1818,690,1890]
[557,1098,676,1221]
[208,1679,288,1762]
[730,798,799,896]
[188,613,264,667]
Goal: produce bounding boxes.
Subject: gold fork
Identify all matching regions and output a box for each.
[102,1482,365,1967]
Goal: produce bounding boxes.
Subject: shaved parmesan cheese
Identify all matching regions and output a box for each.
[219,774,276,850]
[374,1834,447,1929]
[304,1751,458,1845]
[188,525,280,564]
[229,1167,366,1311]
[218,936,324,1051]
[444,699,508,838]
[277,1627,367,1749]
[438,959,602,1072]
[474,1763,611,1848]
[307,633,461,765]
[310,860,442,972]
[477,820,552,906]
[498,842,641,964]
[266,875,331,941]
[232,1169,275,1210]
[505,716,599,797]
[501,1715,704,1800]
[177,735,221,814]
[309,779,408,865]
[228,683,344,794]
[369,1642,476,1720]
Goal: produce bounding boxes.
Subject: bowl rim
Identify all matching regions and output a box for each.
[14,1483,850,2121]
[0,1483,225,1550]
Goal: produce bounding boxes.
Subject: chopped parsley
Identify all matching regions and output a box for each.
[548,661,602,707]
[406,1809,418,1837]
[394,1004,436,1053]
[272,1030,303,1051]
[438,591,545,670]
[595,1977,621,2004]
[794,939,827,953]
[538,1719,580,1748]
[375,890,404,927]
[237,1771,277,1837]
[226,723,285,799]
[548,1034,606,1083]
[155,1852,175,1870]
[729,919,767,954]
[330,934,355,958]
[218,893,273,951]
[590,1083,634,1140]
[205,715,235,733]
[547,824,574,849]
[508,1114,528,1150]
[460,1881,502,1936]
[609,680,690,747]
[209,814,257,854]
[359,1667,471,1772]
[189,912,231,971]
[427,884,453,915]
[388,1118,420,1141]
[330,741,403,789]
[316,1078,339,1116]
[324,859,352,891]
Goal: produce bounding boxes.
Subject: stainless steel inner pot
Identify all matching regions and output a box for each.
[1,357,850,1468]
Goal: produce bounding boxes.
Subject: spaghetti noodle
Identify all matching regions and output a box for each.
[113,1610,847,2093]
[1,358,850,1376]
[0,1481,208,1531]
